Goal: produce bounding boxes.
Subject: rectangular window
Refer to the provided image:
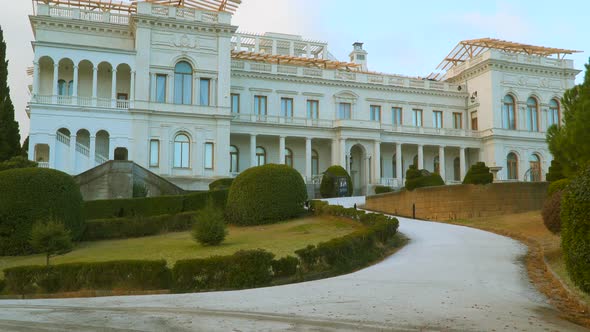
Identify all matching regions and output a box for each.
[149,140,159,167]
[254,95,267,115]
[433,111,443,128]
[307,100,319,119]
[412,109,423,127]
[337,102,351,119]
[471,111,478,130]
[156,74,166,103]
[200,78,210,106]
[453,112,463,129]
[392,107,402,125]
[204,142,214,169]
[281,98,294,118]
[231,94,240,113]
[370,105,381,122]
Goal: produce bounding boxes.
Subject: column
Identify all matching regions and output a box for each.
[250,134,257,167]
[69,135,77,175]
[373,140,381,184]
[89,135,96,168]
[271,40,277,55]
[305,138,312,181]
[92,66,98,106]
[364,155,371,194]
[254,37,260,52]
[111,69,117,108]
[306,43,312,58]
[32,61,39,96]
[50,135,57,169]
[439,145,446,182]
[289,41,295,56]
[331,138,338,166]
[417,144,424,169]
[396,143,402,185]
[459,147,466,181]
[72,65,79,98]
[279,136,286,164]
[52,63,59,103]
[236,35,241,50]
[130,70,135,107]
[339,138,346,168]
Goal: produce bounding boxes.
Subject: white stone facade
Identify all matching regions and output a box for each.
[26,2,580,194]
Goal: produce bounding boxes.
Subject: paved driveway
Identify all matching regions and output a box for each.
[0,197,587,331]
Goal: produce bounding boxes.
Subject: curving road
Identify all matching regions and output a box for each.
[0,197,587,331]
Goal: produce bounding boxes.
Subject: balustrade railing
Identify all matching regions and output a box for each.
[95,154,108,165]
[56,131,70,145]
[232,113,333,128]
[37,162,50,168]
[76,142,90,157]
[33,95,130,110]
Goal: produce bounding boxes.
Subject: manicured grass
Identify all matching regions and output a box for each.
[0,216,362,277]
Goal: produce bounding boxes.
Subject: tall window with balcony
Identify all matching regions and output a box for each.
[254,96,267,118]
[548,99,560,128]
[281,98,293,119]
[337,102,351,120]
[471,111,478,130]
[453,112,463,129]
[392,107,402,126]
[200,78,211,106]
[285,148,293,167]
[149,139,159,167]
[204,142,214,170]
[312,150,319,176]
[370,105,381,122]
[526,97,539,132]
[256,146,266,166]
[174,62,192,105]
[307,100,319,119]
[57,79,67,96]
[231,94,240,113]
[502,95,516,130]
[67,80,74,96]
[433,111,443,128]
[173,134,190,168]
[230,145,239,173]
[412,109,423,127]
[156,74,167,103]
[507,152,518,180]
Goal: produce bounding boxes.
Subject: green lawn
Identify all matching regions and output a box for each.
[0,216,361,276]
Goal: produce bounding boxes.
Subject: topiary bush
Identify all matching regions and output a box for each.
[405,166,445,191]
[0,168,84,255]
[0,156,37,172]
[271,255,299,278]
[374,186,393,194]
[546,159,566,182]
[225,164,307,225]
[209,178,234,191]
[542,191,563,234]
[192,204,227,246]
[320,165,353,198]
[462,162,493,185]
[561,164,590,293]
[548,178,570,196]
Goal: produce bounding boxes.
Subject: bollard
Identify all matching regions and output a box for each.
[412,203,416,219]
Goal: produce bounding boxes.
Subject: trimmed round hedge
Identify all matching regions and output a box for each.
[462,162,493,185]
[320,165,353,198]
[0,168,84,255]
[225,164,307,225]
[561,164,590,293]
[405,166,445,191]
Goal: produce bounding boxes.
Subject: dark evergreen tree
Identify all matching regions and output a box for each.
[0,26,21,162]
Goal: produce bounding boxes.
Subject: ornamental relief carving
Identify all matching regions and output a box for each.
[152,32,217,51]
[174,34,197,49]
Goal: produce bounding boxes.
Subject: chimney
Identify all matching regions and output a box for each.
[349,42,368,71]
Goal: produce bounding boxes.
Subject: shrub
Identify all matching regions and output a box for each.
[272,255,299,278]
[405,166,445,191]
[207,189,229,210]
[29,220,73,265]
[82,212,195,241]
[3,260,171,295]
[209,178,234,191]
[546,159,566,182]
[320,165,353,198]
[132,181,148,198]
[0,278,5,294]
[542,191,563,234]
[172,249,274,292]
[0,156,37,172]
[462,162,493,185]
[192,204,227,246]
[374,186,393,194]
[0,168,84,255]
[548,178,570,196]
[561,164,590,293]
[225,164,307,225]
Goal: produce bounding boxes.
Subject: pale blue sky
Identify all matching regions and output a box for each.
[1,0,588,138]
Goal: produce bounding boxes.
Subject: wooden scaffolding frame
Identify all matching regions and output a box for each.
[231,50,361,71]
[33,0,242,13]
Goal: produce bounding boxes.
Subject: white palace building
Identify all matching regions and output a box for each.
[26,0,581,194]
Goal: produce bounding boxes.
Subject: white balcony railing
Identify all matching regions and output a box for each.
[37,162,49,168]
[231,113,333,128]
[32,95,131,110]
[56,131,70,146]
[380,178,401,188]
[76,142,90,157]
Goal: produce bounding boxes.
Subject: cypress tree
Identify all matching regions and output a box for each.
[0,26,21,162]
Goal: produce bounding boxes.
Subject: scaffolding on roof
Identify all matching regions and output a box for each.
[231,50,360,71]
[33,0,241,13]
[429,38,581,80]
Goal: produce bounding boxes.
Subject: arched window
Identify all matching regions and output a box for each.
[529,154,541,182]
[67,80,74,96]
[57,79,67,96]
[453,157,460,181]
[285,148,293,167]
[174,133,190,168]
[174,61,193,105]
[256,146,266,166]
[312,149,319,176]
[502,95,516,130]
[434,155,440,174]
[507,153,518,180]
[230,145,239,173]
[526,97,539,132]
[548,99,560,128]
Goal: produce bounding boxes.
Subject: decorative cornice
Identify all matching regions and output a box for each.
[131,14,236,36]
[30,16,133,38]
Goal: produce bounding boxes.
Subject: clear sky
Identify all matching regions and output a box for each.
[1,0,588,141]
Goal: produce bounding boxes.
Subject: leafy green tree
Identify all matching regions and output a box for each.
[192,203,227,246]
[0,155,37,172]
[21,136,29,157]
[547,60,590,177]
[29,219,73,266]
[0,26,21,162]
